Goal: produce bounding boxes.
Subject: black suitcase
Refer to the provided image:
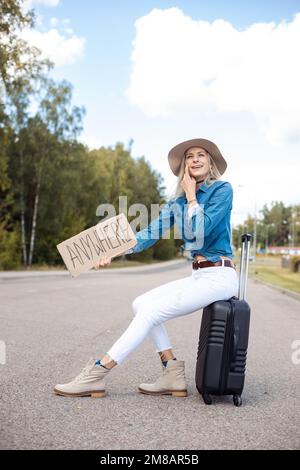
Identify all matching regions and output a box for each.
[195,233,252,406]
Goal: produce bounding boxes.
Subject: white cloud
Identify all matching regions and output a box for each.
[21,28,85,67]
[22,1,84,68]
[50,17,58,26]
[125,8,300,146]
[49,17,72,33]
[24,0,60,8]
[34,12,44,27]
[63,27,74,35]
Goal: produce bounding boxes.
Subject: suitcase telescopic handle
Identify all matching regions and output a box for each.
[238,233,252,301]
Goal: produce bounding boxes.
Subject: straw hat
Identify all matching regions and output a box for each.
[168,138,227,176]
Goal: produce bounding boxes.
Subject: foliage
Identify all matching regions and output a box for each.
[232,201,300,251]
[0,10,179,269]
[290,255,300,273]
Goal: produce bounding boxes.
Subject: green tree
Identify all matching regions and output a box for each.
[0,0,50,95]
[232,201,300,253]
[0,0,52,268]
[7,80,85,266]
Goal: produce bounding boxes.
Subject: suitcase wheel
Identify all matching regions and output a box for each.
[202,392,213,405]
[233,394,242,407]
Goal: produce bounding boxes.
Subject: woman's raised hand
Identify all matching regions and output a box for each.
[94,255,112,270]
[181,162,196,198]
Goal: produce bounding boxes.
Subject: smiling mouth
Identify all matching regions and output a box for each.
[191,166,204,169]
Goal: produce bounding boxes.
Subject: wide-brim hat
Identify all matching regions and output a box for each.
[167,138,227,176]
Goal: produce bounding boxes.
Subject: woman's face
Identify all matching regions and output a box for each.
[184,146,210,181]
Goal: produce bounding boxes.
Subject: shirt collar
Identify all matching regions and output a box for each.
[196,181,208,192]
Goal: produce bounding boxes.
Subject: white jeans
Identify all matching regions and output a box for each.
[106,265,239,365]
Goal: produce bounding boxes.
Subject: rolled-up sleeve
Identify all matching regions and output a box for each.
[187,182,233,237]
[126,200,175,254]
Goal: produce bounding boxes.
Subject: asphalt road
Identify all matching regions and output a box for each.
[0,260,299,450]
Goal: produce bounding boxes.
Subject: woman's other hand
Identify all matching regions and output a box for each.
[94,255,112,270]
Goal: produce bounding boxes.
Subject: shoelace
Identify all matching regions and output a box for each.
[74,364,93,383]
[74,361,109,382]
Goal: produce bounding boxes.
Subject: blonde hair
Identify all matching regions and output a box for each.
[170,148,222,200]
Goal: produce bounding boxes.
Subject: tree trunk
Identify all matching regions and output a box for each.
[28,164,42,267]
[20,148,27,267]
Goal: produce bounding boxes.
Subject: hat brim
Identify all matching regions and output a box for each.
[167,138,227,177]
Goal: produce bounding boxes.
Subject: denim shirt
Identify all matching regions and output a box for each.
[125,180,234,262]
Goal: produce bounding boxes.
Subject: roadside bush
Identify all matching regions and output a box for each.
[154,238,177,260]
[290,255,300,273]
[0,223,21,269]
[127,247,154,262]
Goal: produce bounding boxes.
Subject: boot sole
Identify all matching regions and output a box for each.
[138,387,188,397]
[53,388,106,398]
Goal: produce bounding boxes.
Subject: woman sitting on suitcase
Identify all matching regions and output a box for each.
[54,138,239,398]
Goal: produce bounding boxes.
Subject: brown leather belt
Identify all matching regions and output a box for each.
[192,259,236,270]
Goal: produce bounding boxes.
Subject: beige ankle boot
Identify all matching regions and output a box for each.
[138,359,188,397]
[54,358,111,397]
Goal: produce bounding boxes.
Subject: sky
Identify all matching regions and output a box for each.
[21,0,300,227]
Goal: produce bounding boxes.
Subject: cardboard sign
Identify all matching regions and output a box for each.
[57,213,137,277]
